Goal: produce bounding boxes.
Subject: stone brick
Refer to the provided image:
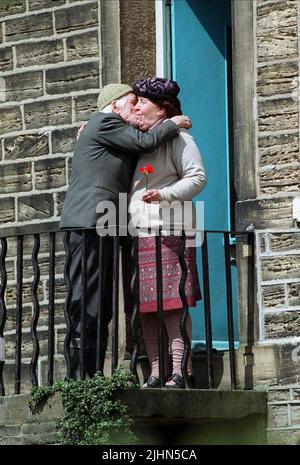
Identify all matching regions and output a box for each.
[288,283,300,306]
[267,428,300,445]
[262,284,285,308]
[5,71,43,102]
[4,133,49,161]
[24,98,72,129]
[46,61,99,95]
[0,106,22,135]
[16,39,64,68]
[275,343,300,385]
[3,259,15,282]
[0,197,15,223]
[258,133,299,167]
[18,193,54,221]
[66,30,99,60]
[51,127,77,154]
[4,300,63,334]
[258,98,298,132]
[0,46,13,71]
[260,234,266,253]
[22,254,64,280]
[0,0,25,18]
[257,62,298,97]
[4,305,31,332]
[268,388,291,402]
[257,1,298,62]
[5,12,53,42]
[292,388,300,400]
[265,311,300,339]
[34,157,66,190]
[55,190,66,217]
[55,3,98,34]
[261,255,300,281]
[269,233,300,253]
[5,281,44,307]
[28,0,66,10]
[43,277,66,302]
[259,166,300,195]
[290,405,300,426]
[4,329,49,359]
[22,421,59,441]
[0,162,32,194]
[2,362,32,395]
[38,357,67,388]
[6,231,65,256]
[74,93,98,121]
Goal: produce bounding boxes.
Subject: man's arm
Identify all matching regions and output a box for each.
[96,114,186,154]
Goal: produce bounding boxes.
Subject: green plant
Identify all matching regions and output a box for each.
[28,367,139,445]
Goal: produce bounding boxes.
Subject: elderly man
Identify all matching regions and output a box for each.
[60,83,191,379]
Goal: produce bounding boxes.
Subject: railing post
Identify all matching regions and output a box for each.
[80,231,87,380]
[111,233,120,374]
[130,235,140,384]
[224,232,237,390]
[178,231,191,388]
[96,235,104,374]
[15,235,23,395]
[0,238,7,396]
[201,231,214,389]
[63,231,72,379]
[155,229,165,388]
[30,234,40,387]
[48,232,56,385]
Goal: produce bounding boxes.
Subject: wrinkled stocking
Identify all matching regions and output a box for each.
[164,310,193,386]
[140,313,170,382]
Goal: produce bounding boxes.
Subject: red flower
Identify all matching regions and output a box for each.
[139,163,154,175]
[139,163,154,191]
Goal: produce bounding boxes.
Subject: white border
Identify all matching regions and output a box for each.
[155,0,166,78]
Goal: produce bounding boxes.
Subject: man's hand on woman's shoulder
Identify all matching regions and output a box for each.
[171,115,192,129]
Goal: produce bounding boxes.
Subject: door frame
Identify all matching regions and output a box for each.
[154,0,258,346]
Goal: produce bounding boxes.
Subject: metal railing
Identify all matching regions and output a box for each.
[0,223,255,395]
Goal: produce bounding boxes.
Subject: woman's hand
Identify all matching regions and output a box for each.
[170,115,192,129]
[142,189,161,203]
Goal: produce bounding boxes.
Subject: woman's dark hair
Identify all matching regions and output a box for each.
[133,77,182,117]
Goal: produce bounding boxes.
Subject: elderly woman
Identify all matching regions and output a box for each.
[129,77,207,388]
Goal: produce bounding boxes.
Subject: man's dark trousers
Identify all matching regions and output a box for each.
[67,230,113,379]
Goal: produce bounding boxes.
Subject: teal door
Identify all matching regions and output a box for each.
[169,0,237,350]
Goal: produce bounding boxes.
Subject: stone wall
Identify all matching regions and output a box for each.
[0,0,104,392]
[235,0,300,445]
[0,0,104,229]
[254,0,300,346]
[0,0,157,393]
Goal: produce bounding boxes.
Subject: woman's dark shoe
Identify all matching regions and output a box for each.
[165,373,185,389]
[142,375,160,388]
[165,373,195,389]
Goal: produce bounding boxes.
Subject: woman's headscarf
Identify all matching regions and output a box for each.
[133,77,182,117]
